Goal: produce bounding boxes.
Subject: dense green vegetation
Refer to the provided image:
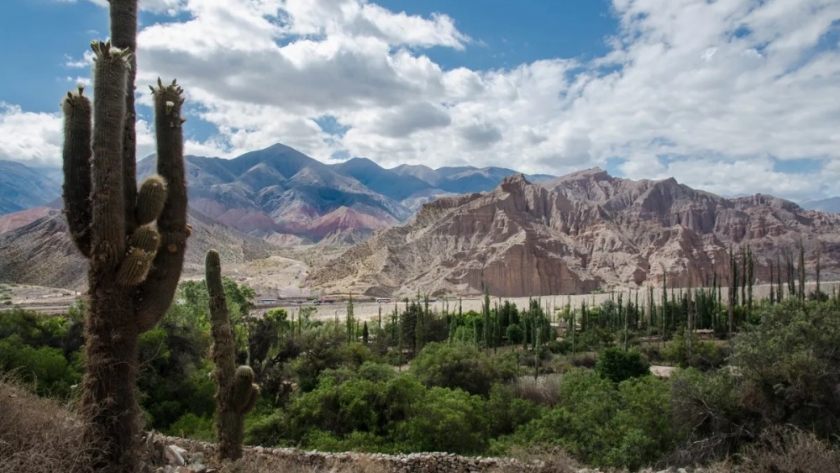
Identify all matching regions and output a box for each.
[3,246,840,471]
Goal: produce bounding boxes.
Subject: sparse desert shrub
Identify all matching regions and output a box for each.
[0,376,93,473]
[491,445,580,473]
[663,333,727,370]
[567,353,597,369]
[734,426,840,473]
[512,374,563,407]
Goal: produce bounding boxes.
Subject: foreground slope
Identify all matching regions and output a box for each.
[0,208,278,290]
[306,169,840,297]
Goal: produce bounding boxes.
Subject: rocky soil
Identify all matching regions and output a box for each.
[145,433,713,473]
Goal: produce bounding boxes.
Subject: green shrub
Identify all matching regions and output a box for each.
[166,413,215,442]
[494,369,676,470]
[398,386,488,454]
[595,347,650,383]
[410,342,517,396]
[0,335,81,398]
[506,324,524,344]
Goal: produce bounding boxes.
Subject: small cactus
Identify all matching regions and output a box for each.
[206,250,259,461]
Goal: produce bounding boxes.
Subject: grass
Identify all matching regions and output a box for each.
[0,375,93,473]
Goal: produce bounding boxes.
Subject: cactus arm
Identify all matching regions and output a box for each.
[239,384,260,415]
[109,0,139,235]
[135,80,189,330]
[231,366,255,408]
[116,248,154,285]
[135,175,168,225]
[128,225,161,252]
[61,85,93,258]
[89,41,130,268]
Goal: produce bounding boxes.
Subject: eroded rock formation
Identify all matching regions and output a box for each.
[306,169,840,297]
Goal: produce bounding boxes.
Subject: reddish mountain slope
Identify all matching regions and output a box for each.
[306,170,840,297]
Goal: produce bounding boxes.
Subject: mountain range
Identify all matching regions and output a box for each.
[307,169,840,297]
[3,144,836,243]
[3,144,840,296]
[133,143,554,242]
[0,161,62,215]
[799,197,840,214]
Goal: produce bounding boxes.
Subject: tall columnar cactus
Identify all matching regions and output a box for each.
[206,250,260,461]
[61,2,189,470]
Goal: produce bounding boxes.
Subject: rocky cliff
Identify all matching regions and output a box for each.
[306,169,840,297]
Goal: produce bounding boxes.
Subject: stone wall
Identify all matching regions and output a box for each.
[146,432,701,473]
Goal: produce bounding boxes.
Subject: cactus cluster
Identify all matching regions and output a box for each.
[60,1,190,470]
[206,250,260,461]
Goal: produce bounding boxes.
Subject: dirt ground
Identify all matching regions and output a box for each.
[4,252,838,325]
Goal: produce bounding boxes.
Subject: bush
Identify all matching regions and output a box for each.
[568,353,597,369]
[166,412,215,442]
[735,426,840,473]
[730,300,840,438]
[663,333,727,370]
[398,386,488,454]
[496,369,676,471]
[410,342,516,397]
[506,324,524,344]
[512,374,563,407]
[0,376,93,473]
[0,335,81,398]
[595,347,650,383]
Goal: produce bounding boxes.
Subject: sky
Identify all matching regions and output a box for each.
[0,0,839,201]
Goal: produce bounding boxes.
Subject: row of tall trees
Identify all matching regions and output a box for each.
[323,243,837,366]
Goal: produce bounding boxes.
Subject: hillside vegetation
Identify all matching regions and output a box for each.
[3,256,840,471]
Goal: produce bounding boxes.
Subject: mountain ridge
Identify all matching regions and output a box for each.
[306,172,840,297]
[0,160,61,215]
[0,206,278,290]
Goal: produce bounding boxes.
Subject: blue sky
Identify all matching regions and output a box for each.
[1,0,839,201]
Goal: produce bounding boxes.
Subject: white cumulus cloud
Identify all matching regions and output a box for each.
[13,0,840,201]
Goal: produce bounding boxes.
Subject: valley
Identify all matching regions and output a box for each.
[3,146,840,300]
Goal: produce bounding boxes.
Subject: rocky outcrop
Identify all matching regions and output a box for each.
[306,170,840,297]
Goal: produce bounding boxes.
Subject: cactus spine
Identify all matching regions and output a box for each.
[60,2,189,470]
[207,250,260,461]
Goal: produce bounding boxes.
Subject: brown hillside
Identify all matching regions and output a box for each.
[306,170,840,297]
[0,208,280,290]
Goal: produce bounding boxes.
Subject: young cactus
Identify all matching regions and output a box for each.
[206,250,260,461]
[59,2,190,470]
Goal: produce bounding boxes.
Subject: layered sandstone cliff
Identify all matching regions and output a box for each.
[306,169,840,297]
